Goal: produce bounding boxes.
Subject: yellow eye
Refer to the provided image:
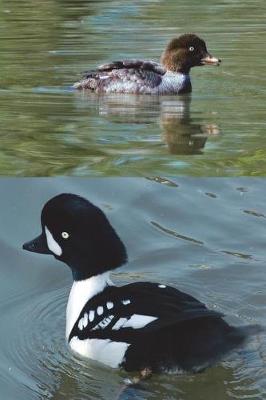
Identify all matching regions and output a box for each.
[62,232,69,239]
[189,46,194,52]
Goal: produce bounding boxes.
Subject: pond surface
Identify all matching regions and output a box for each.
[0,177,265,399]
[0,0,266,176]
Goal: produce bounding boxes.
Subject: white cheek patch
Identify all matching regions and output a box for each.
[45,226,62,256]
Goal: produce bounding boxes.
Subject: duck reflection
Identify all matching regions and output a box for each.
[74,92,220,155]
[46,358,239,400]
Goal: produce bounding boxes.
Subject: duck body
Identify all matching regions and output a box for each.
[73,34,220,95]
[67,275,245,373]
[74,61,191,95]
[23,193,259,375]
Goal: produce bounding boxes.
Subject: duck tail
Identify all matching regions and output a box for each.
[230,324,265,347]
[238,324,265,338]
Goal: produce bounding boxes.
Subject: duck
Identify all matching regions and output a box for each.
[22,193,259,378]
[73,34,221,95]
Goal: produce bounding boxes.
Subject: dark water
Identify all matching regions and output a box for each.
[0,0,266,176]
[0,177,265,399]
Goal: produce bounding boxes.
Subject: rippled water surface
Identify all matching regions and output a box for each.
[0,177,265,399]
[0,0,266,176]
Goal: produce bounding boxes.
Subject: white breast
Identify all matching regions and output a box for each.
[66,272,112,339]
[158,72,189,94]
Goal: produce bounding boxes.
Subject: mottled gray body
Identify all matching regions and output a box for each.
[73,60,191,95]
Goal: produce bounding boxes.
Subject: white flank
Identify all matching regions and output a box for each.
[122,299,131,305]
[66,272,112,339]
[69,337,129,368]
[45,226,62,256]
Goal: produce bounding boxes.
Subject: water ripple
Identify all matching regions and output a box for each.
[150,221,204,245]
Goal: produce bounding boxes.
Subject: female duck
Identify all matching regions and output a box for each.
[23,194,257,377]
[74,34,221,95]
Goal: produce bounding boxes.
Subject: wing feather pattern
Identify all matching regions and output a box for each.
[73,60,166,92]
[69,283,223,343]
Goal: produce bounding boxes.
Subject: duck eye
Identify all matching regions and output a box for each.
[189,46,194,52]
[61,232,70,239]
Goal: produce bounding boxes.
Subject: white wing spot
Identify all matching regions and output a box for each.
[106,302,114,310]
[112,318,128,330]
[122,299,131,305]
[78,319,83,331]
[97,306,104,316]
[99,316,114,328]
[83,313,88,328]
[89,310,95,322]
[93,315,115,331]
[123,314,157,329]
[158,284,166,288]
[78,313,89,330]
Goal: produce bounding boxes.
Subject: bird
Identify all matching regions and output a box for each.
[73,33,221,95]
[23,193,259,379]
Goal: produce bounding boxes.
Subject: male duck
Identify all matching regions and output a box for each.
[23,194,258,377]
[73,34,221,95]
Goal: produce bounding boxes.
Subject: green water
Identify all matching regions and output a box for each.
[0,0,266,176]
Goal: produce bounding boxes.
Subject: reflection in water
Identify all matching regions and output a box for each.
[74,92,220,156]
[160,98,220,155]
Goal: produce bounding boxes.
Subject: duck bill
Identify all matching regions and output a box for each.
[201,54,221,66]
[23,233,51,254]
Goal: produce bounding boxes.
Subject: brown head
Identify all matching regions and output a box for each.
[161,34,221,73]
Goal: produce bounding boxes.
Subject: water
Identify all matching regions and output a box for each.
[0,177,265,399]
[0,0,266,176]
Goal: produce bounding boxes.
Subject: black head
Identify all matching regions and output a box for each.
[161,33,221,73]
[22,194,127,281]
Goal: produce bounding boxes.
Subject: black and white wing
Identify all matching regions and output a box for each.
[69,282,223,343]
[73,60,166,93]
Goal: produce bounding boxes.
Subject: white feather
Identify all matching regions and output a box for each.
[93,315,114,330]
[97,306,104,315]
[83,313,88,328]
[106,302,114,310]
[123,314,157,329]
[112,314,157,330]
[69,337,129,368]
[89,310,95,322]
[78,319,83,331]
[112,318,128,330]
[66,272,112,339]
